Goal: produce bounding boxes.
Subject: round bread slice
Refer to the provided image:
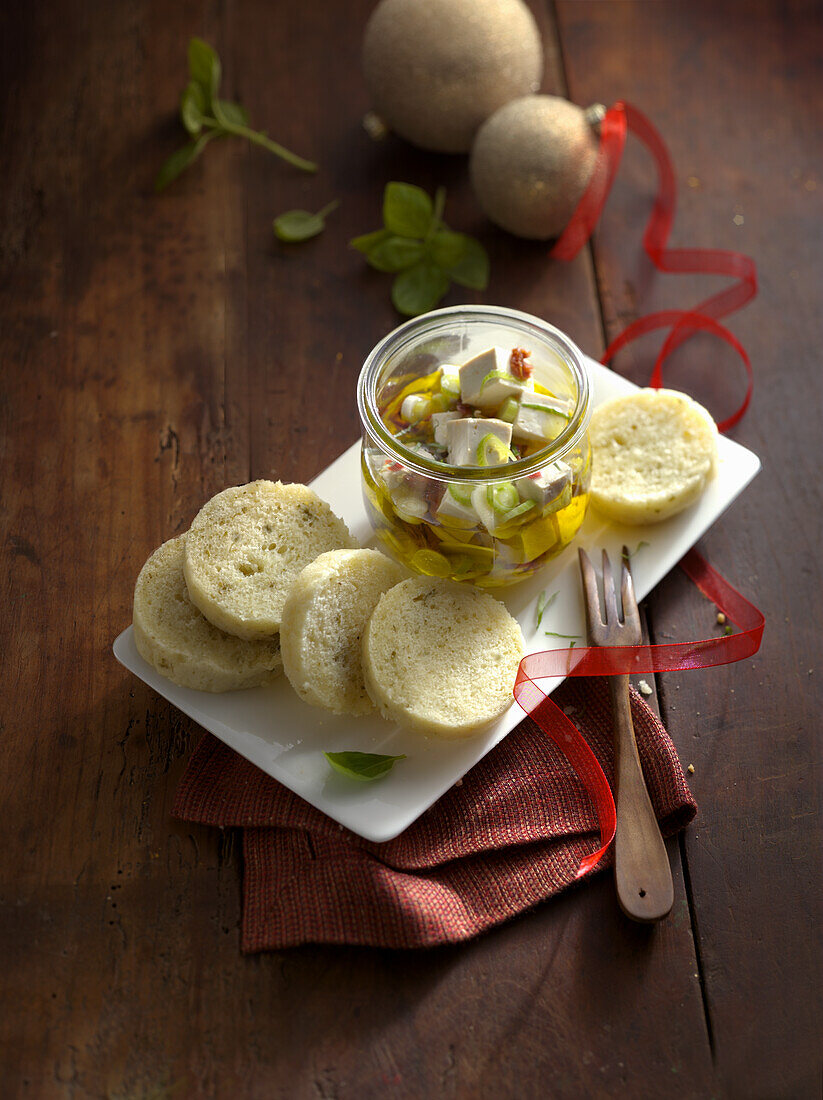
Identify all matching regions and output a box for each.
[280,549,407,716]
[183,481,358,640]
[362,576,524,737]
[589,388,719,525]
[133,536,282,692]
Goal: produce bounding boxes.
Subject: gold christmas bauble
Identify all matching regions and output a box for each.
[469,95,600,239]
[362,0,543,154]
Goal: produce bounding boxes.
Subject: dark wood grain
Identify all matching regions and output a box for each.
[558,1,823,1096]
[0,0,819,1096]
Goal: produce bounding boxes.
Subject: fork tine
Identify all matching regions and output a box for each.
[602,549,620,625]
[621,547,641,634]
[578,548,602,634]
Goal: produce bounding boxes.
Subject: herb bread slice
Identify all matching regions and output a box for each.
[361,576,524,737]
[280,549,406,716]
[133,536,282,692]
[183,481,357,640]
[589,388,719,525]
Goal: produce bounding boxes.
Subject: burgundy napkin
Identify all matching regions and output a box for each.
[173,679,696,950]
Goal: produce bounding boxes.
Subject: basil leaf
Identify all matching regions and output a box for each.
[448,236,490,290]
[367,236,425,273]
[180,81,206,136]
[154,131,218,192]
[325,751,406,782]
[429,229,468,269]
[274,210,325,242]
[274,200,338,243]
[383,182,434,238]
[188,37,221,105]
[213,98,250,127]
[392,261,450,316]
[350,228,390,255]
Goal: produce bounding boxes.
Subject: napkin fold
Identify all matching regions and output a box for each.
[173,680,696,950]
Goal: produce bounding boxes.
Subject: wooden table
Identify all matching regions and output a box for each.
[2,1,820,1096]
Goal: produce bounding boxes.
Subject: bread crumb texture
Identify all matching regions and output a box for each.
[133,536,282,692]
[281,549,406,716]
[183,481,357,639]
[589,388,718,525]
[362,576,524,737]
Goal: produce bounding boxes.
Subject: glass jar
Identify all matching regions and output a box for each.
[356,305,592,588]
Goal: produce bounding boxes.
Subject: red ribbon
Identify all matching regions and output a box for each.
[519,101,762,877]
[514,550,765,878]
[551,101,758,432]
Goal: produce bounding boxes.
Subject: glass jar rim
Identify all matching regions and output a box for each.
[356,305,592,483]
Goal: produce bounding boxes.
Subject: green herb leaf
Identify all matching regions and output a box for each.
[213,98,250,127]
[536,589,558,629]
[188,37,221,105]
[367,236,425,273]
[623,540,650,561]
[383,182,434,238]
[157,38,316,191]
[325,751,406,782]
[392,261,450,316]
[274,211,324,242]
[429,229,469,269]
[544,631,580,639]
[180,81,206,136]
[350,228,390,255]
[154,131,218,192]
[273,200,338,243]
[429,185,447,235]
[447,236,490,290]
[351,182,490,315]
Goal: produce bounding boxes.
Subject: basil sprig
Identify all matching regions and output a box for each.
[324,751,406,782]
[156,38,317,192]
[351,182,490,316]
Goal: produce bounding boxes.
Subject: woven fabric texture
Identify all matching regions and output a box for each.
[173,679,696,950]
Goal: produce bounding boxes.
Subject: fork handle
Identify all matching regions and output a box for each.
[609,675,674,922]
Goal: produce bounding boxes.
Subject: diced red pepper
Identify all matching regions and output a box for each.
[509,347,532,380]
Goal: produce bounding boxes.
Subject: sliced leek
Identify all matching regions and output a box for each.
[498,397,519,422]
[487,481,519,514]
[476,433,515,466]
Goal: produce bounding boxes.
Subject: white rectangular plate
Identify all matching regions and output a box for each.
[114,358,760,841]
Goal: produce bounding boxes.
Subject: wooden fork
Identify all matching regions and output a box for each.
[578,547,674,923]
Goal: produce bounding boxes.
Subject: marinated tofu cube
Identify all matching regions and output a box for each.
[470,485,500,533]
[435,487,477,526]
[511,392,572,445]
[379,442,433,491]
[438,364,462,396]
[430,410,462,446]
[459,347,524,411]
[378,458,407,491]
[515,461,571,505]
[445,417,513,467]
